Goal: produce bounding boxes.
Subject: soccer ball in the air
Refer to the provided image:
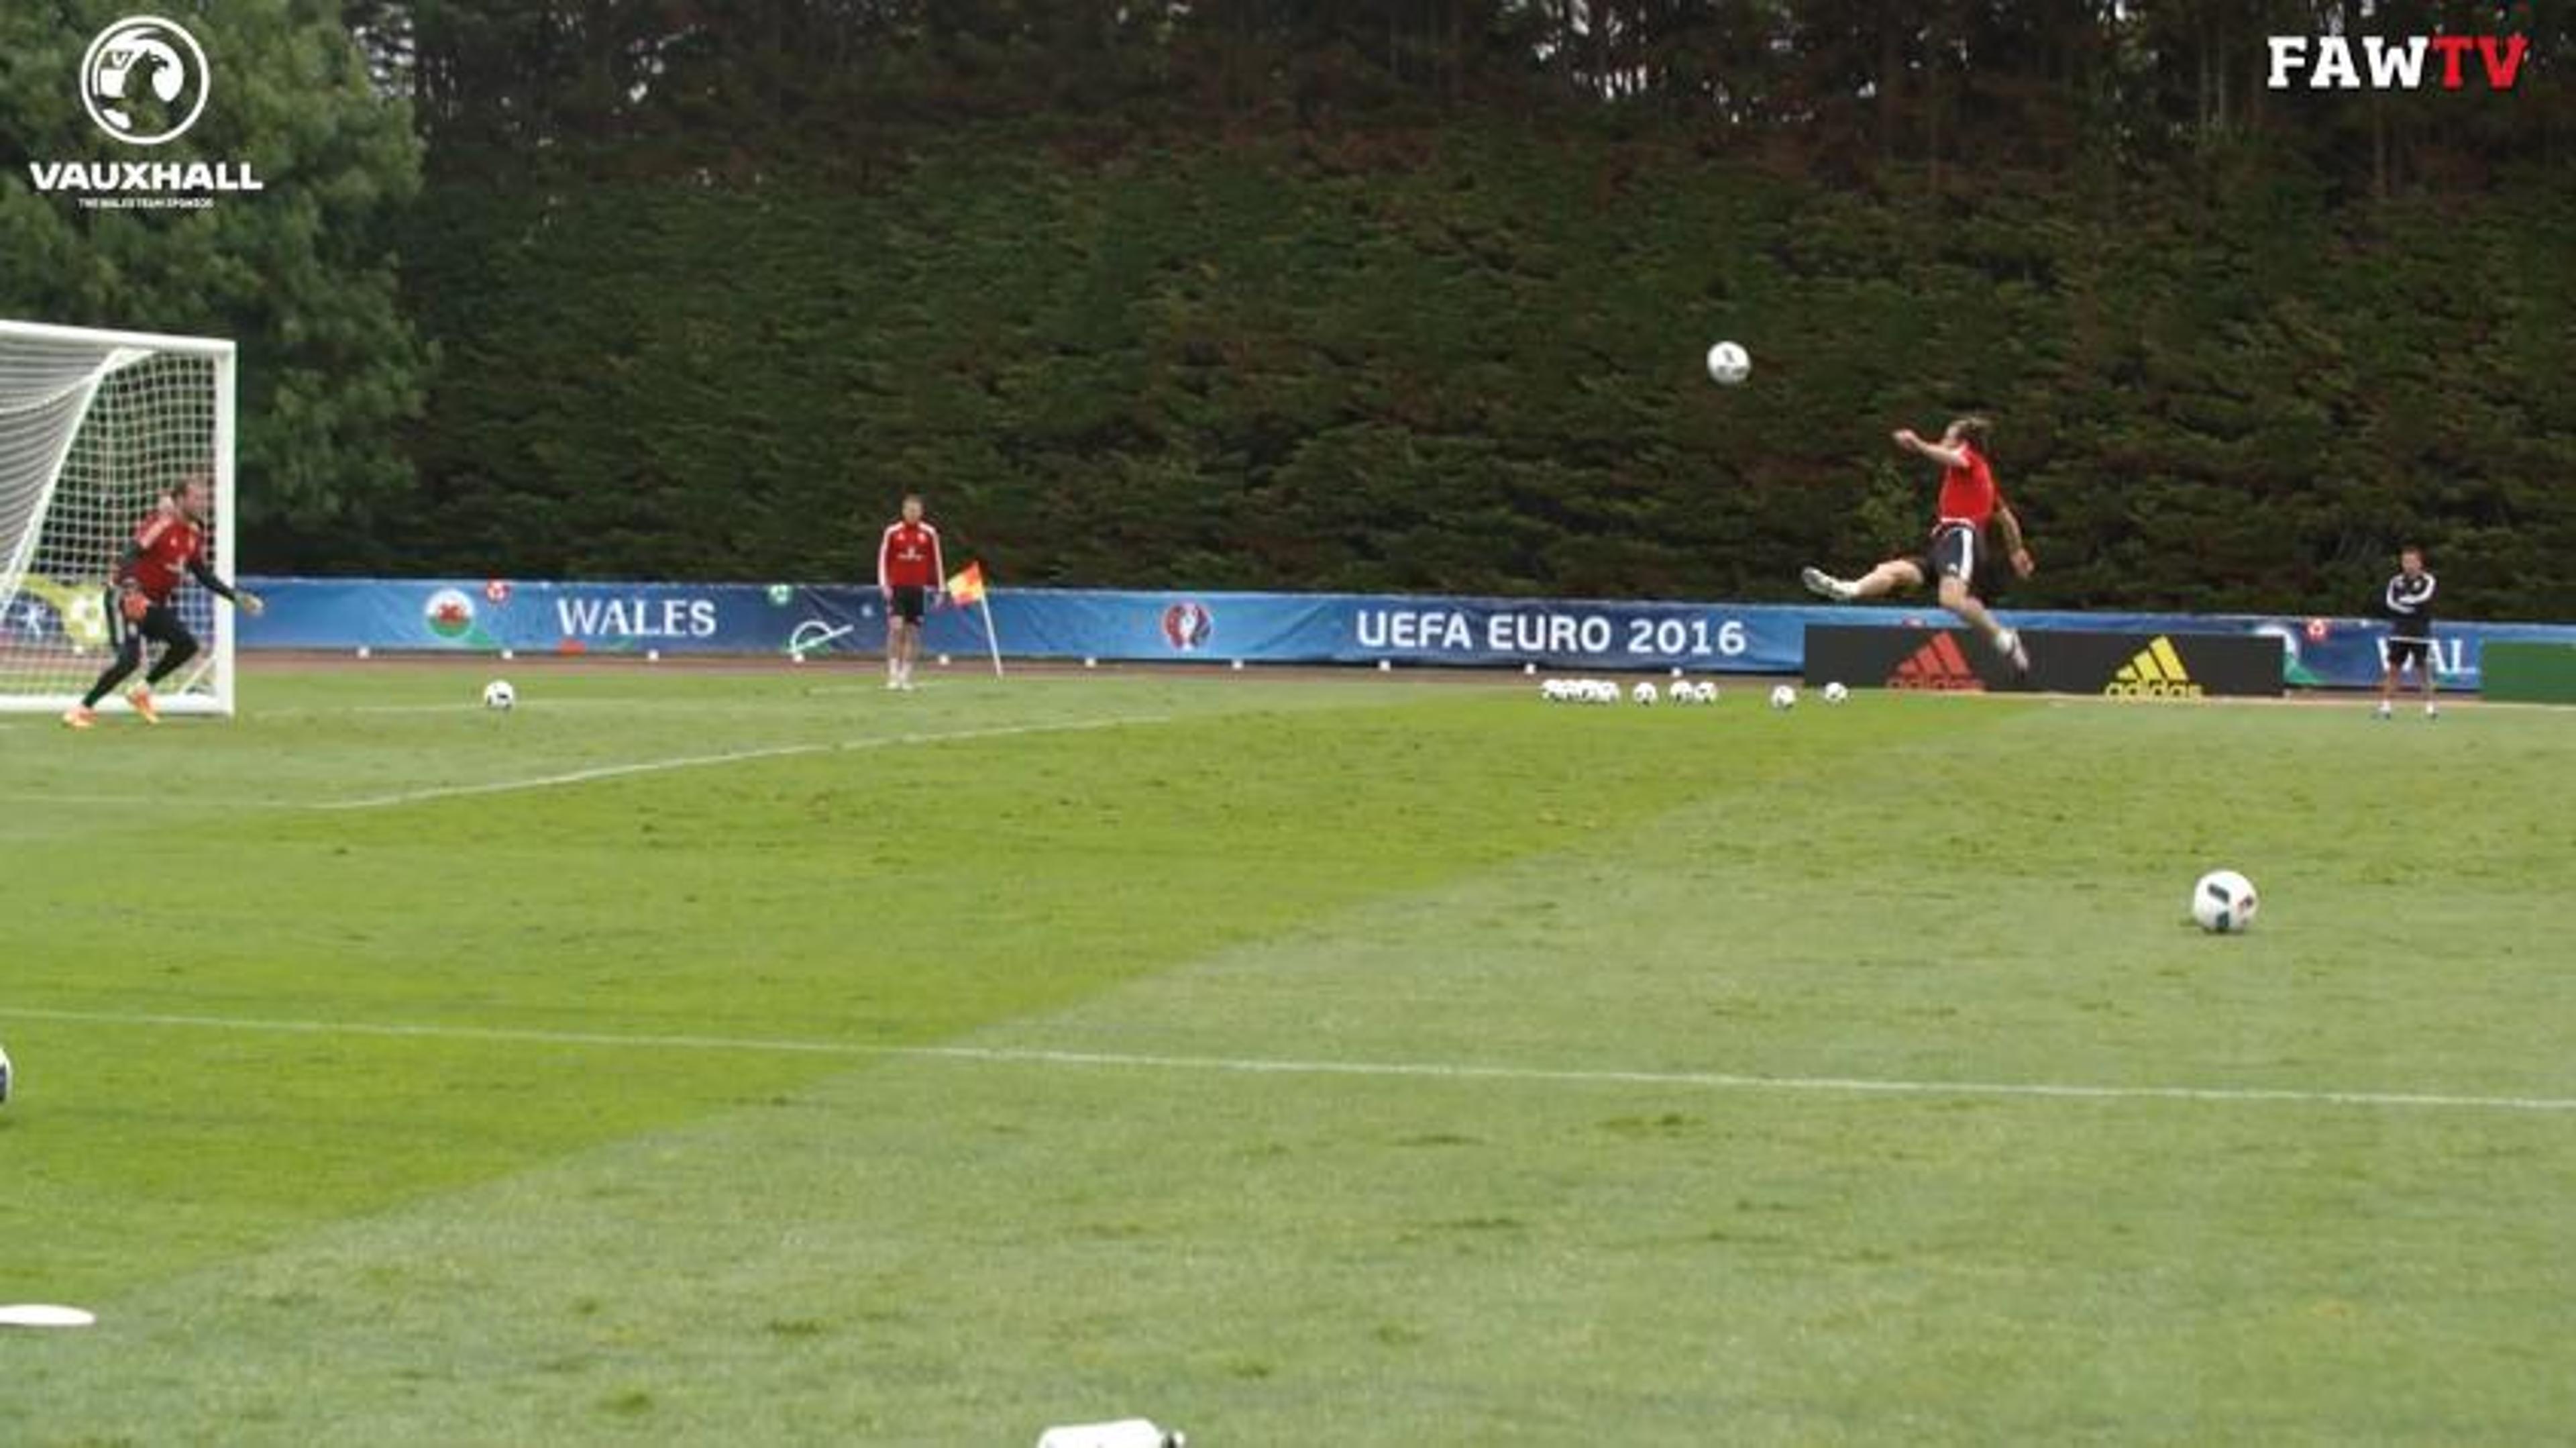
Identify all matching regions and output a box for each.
[2191,870,2259,933]
[1768,684,1797,711]
[1705,341,1752,386]
[482,679,517,711]
[1823,682,1850,705]
[1631,681,1658,706]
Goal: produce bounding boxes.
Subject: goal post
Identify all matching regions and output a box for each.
[0,319,237,716]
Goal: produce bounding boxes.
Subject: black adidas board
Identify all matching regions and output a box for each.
[1803,625,2284,698]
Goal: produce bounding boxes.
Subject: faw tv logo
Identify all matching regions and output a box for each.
[2267,34,2528,91]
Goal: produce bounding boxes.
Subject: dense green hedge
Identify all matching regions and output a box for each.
[386,127,2576,619]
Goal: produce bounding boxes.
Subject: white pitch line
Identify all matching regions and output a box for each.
[23,793,283,809]
[6,1006,2572,1115]
[311,713,1168,811]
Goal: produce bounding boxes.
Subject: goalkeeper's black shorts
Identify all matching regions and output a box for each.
[103,588,193,654]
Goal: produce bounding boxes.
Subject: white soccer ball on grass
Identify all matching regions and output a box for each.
[2192,870,2259,934]
[1768,683,1797,711]
[1631,681,1658,706]
[482,679,517,711]
[1823,682,1850,705]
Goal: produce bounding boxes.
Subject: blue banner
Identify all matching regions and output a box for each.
[236,576,2572,691]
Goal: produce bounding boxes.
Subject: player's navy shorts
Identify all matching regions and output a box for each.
[2384,636,2432,670]
[1908,523,1979,590]
[888,585,927,623]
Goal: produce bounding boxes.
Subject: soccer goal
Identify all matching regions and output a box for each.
[0,319,237,716]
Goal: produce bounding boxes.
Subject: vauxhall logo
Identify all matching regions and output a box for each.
[30,15,265,209]
[83,15,210,144]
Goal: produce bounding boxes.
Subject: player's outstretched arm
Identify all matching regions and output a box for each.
[186,557,262,615]
[1893,427,1971,468]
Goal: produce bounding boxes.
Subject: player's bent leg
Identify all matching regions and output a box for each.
[1936,575,1993,630]
[144,628,197,682]
[125,619,197,723]
[80,633,148,713]
[1850,560,1921,601]
[1940,578,2028,672]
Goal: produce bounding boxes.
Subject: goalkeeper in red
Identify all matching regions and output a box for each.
[62,473,262,729]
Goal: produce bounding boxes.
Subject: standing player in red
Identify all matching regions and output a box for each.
[63,472,262,729]
[875,493,945,691]
[1801,416,2035,673]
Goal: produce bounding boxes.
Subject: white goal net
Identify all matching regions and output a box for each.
[0,320,236,715]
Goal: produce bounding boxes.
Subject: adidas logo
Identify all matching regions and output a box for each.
[2105,636,2203,698]
[1887,632,1985,691]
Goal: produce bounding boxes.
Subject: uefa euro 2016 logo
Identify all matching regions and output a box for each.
[1161,602,1213,652]
[81,15,211,146]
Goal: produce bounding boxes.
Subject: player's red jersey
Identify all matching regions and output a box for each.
[1933,444,1999,531]
[119,505,207,603]
[877,520,945,588]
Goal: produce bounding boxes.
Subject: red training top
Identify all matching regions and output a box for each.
[877,520,945,589]
[119,505,207,603]
[1933,444,1999,532]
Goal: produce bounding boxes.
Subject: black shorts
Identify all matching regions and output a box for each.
[103,588,192,654]
[2384,637,2432,672]
[888,585,927,624]
[1907,523,1980,590]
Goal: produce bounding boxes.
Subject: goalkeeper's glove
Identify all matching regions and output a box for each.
[235,589,264,617]
[119,588,150,623]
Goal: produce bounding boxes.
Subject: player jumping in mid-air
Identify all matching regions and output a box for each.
[63,472,262,729]
[2376,544,2439,721]
[1801,416,2035,673]
[876,493,945,691]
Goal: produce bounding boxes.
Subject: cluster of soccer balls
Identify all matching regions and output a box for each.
[1542,678,1716,705]
[1542,678,1851,709]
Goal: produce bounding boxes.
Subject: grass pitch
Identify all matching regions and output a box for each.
[4,664,2571,1444]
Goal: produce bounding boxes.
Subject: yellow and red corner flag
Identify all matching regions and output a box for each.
[945,562,1003,677]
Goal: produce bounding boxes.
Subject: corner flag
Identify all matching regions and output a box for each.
[945,562,1002,678]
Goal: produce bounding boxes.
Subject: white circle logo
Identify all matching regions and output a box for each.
[80,15,210,146]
